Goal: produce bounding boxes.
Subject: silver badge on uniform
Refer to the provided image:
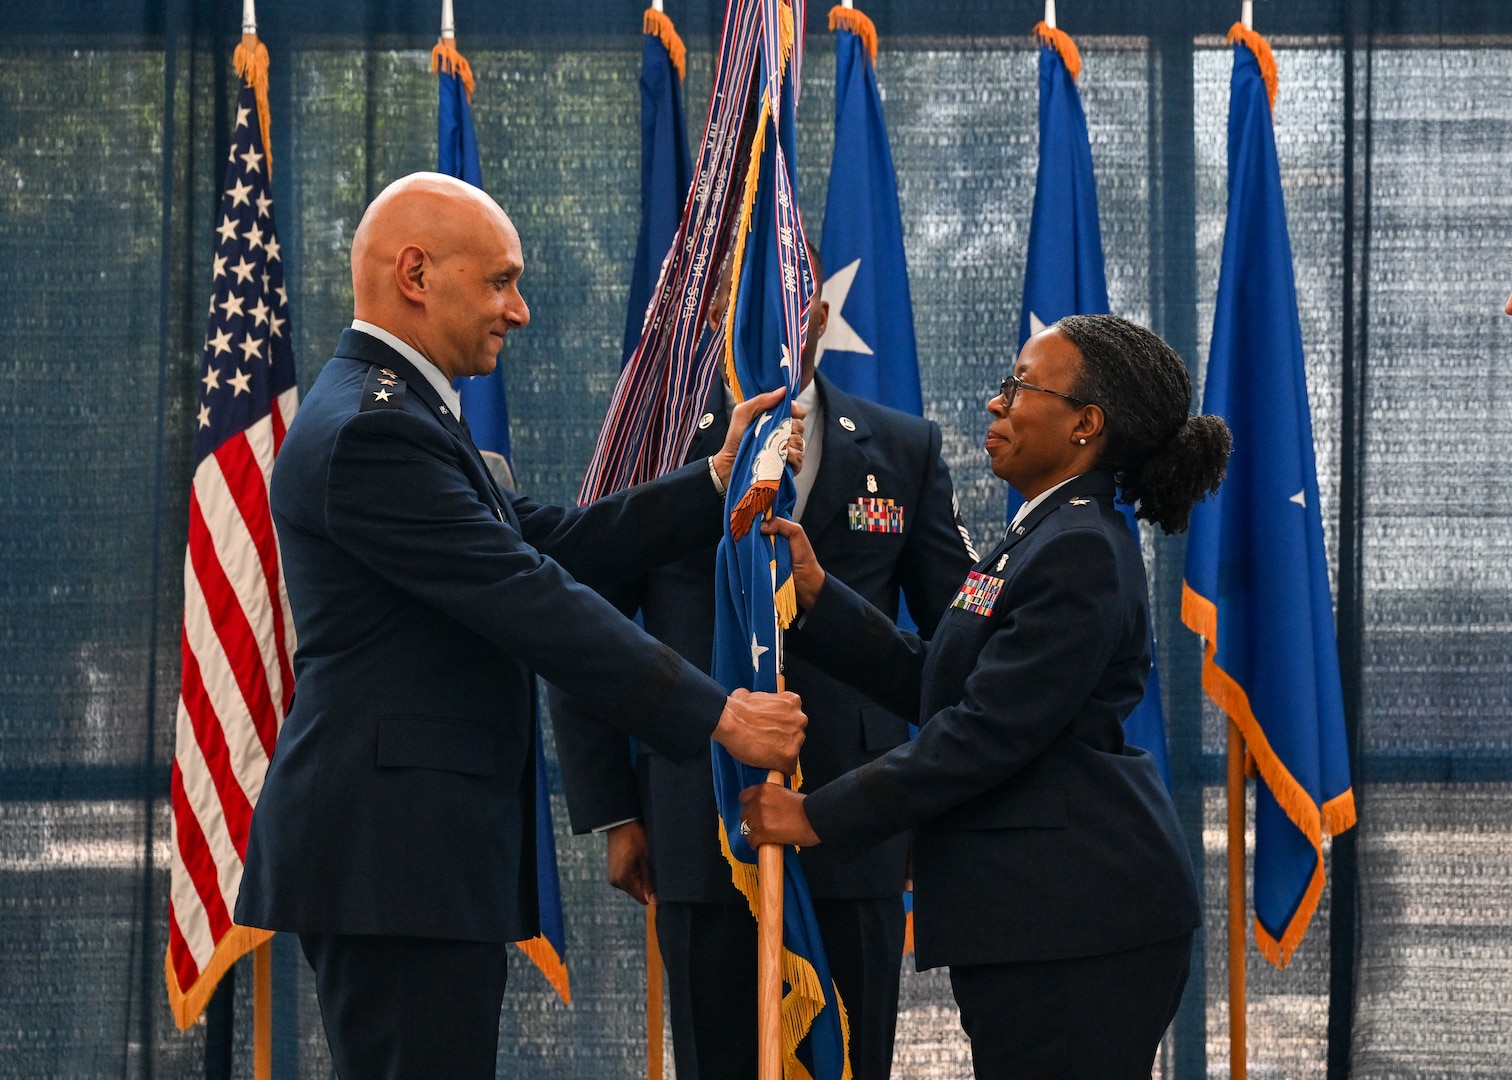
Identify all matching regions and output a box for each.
[995,554,1009,572]
[698,412,715,430]
[839,416,856,432]
[866,474,878,493]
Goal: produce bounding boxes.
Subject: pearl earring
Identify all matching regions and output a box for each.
[1078,438,1087,446]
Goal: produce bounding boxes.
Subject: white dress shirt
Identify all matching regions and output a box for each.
[1009,474,1081,533]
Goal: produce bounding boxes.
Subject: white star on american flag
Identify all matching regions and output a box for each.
[228,368,253,396]
[237,335,263,363]
[227,178,253,208]
[230,256,256,284]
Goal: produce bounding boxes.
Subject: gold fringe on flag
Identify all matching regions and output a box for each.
[1181,583,1357,967]
[1031,20,1082,82]
[1226,22,1278,112]
[165,923,274,1030]
[643,7,688,81]
[827,5,877,65]
[717,822,852,1080]
[233,36,275,177]
[431,39,477,102]
[723,94,773,403]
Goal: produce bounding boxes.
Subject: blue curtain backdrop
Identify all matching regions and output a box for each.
[4,2,1512,1077]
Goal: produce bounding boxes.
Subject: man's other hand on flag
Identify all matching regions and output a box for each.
[709,384,808,486]
[713,687,806,774]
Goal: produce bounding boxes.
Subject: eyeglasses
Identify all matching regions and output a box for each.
[998,373,1095,410]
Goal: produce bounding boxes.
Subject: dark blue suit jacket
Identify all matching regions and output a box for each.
[552,373,976,902]
[796,470,1200,968]
[236,329,732,945]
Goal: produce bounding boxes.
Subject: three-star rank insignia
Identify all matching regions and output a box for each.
[848,497,905,534]
[360,366,406,411]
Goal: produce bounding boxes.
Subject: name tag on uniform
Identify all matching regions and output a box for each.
[951,571,1004,618]
[848,497,905,534]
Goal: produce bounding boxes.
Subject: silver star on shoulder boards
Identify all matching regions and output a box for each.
[218,292,246,319]
[373,388,393,403]
[215,215,239,245]
[230,256,256,284]
[227,178,254,208]
[239,146,264,173]
[197,403,212,428]
[814,257,874,367]
[228,369,252,396]
[751,634,770,671]
[207,329,233,357]
[1069,497,1090,506]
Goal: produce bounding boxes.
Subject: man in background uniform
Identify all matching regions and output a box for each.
[552,244,976,1080]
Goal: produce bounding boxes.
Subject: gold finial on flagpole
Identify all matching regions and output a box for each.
[1045,0,1056,30]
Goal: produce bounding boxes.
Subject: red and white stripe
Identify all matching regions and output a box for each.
[168,388,297,997]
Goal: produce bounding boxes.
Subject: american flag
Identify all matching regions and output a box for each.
[166,71,298,1029]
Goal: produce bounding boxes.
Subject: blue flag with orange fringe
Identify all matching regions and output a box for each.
[710,3,849,1077]
[433,37,570,1002]
[1017,22,1171,787]
[624,8,693,366]
[1181,25,1355,968]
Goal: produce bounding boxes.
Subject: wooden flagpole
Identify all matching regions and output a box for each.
[1227,24,1251,1080]
[646,904,665,1080]
[758,768,785,1080]
[1228,719,1247,1080]
[242,0,274,1076]
[758,661,789,1080]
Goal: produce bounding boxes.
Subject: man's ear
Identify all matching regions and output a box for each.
[817,299,830,338]
[394,245,428,304]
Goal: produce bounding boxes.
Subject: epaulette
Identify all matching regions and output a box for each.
[1064,495,1098,511]
[360,365,407,411]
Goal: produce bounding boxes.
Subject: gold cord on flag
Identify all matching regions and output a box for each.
[643,7,688,81]
[431,39,477,102]
[1031,20,1082,82]
[233,36,274,177]
[827,5,877,65]
[1226,22,1279,112]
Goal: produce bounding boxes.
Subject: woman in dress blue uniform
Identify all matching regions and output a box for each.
[743,315,1232,1079]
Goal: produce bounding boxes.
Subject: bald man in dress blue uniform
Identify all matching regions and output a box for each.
[234,173,808,1080]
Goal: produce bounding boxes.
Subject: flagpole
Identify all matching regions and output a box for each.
[758,659,787,1080]
[441,0,455,39]
[237,5,275,1075]
[1044,0,1056,29]
[1228,719,1247,1080]
[646,902,665,1080]
[1226,16,1249,1076]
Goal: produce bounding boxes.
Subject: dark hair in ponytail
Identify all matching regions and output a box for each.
[1055,314,1232,534]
